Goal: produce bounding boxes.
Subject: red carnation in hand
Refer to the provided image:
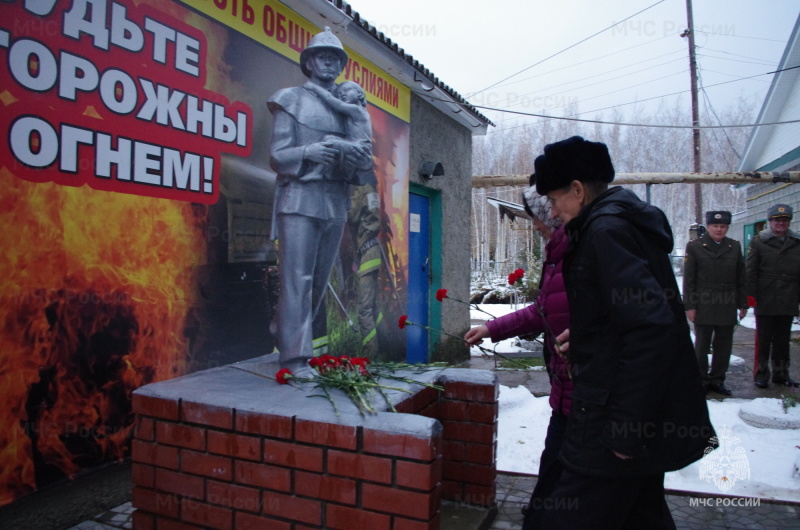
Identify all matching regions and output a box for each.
[436,289,448,302]
[508,268,526,285]
[747,296,757,307]
[398,315,408,329]
[275,368,293,384]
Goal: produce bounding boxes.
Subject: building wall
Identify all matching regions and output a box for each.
[409,94,475,362]
[750,78,800,171]
[0,0,484,510]
[730,171,800,249]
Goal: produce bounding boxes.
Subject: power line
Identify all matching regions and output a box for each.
[468,36,784,128]
[464,63,800,130]
[697,68,773,82]
[694,29,786,43]
[697,59,742,160]
[467,0,666,98]
[560,70,686,106]
[470,103,800,129]
[696,53,777,67]
[498,58,686,110]
[700,47,782,63]
[483,33,680,92]
[701,85,742,158]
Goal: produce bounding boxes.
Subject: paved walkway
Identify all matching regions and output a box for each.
[67,502,132,529]
[491,474,800,530]
[73,473,800,530]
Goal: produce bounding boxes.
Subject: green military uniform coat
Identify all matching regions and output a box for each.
[746,229,800,316]
[683,234,747,326]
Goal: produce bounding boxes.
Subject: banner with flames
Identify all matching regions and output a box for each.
[0,0,410,506]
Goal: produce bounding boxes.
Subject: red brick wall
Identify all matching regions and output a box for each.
[131,369,497,529]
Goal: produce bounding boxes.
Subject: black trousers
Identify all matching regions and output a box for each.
[537,469,675,529]
[522,412,568,530]
[693,324,734,385]
[754,314,793,383]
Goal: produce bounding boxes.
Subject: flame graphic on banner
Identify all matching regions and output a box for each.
[0,175,205,505]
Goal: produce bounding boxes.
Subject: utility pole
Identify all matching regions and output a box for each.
[683,0,702,223]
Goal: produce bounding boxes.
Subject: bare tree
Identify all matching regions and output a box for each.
[471,98,756,282]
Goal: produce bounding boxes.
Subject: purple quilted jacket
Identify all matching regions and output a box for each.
[485,225,573,415]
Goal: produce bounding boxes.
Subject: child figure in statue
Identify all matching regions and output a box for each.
[303,81,372,182]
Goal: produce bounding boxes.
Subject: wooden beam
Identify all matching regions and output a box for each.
[471,172,800,188]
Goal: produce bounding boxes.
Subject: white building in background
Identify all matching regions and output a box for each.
[733,14,800,248]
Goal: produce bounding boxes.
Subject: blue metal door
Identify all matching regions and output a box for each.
[407,193,430,363]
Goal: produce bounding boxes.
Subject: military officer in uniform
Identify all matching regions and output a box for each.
[746,204,800,388]
[267,27,372,372]
[683,211,747,395]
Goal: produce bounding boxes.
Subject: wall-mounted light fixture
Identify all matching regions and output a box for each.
[418,161,444,180]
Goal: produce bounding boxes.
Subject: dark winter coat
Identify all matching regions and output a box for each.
[561,186,715,478]
[683,234,747,326]
[746,228,800,316]
[486,226,573,415]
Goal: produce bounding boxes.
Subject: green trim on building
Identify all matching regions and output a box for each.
[757,145,800,171]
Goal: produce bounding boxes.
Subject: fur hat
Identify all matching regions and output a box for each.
[705,211,732,225]
[534,136,615,195]
[768,204,793,220]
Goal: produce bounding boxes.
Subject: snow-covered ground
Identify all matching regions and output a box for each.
[496,386,800,502]
[469,304,800,502]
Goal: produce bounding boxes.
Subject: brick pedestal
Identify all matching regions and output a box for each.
[131,355,497,529]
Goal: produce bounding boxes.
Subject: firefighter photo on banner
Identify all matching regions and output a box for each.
[0,0,409,505]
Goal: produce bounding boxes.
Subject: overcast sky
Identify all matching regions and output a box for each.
[348,0,799,128]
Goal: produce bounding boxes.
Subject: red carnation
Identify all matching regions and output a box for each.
[350,357,370,375]
[308,357,325,371]
[436,288,448,302]
[747,296,757,307]
[398,315,408,329]
[275,368,293,384]
[508,268,526,285]
[320,354,339,366]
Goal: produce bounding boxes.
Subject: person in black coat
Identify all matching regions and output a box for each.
[533,136,716,529]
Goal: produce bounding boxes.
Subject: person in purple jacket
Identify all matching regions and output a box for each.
[464,176,571,529]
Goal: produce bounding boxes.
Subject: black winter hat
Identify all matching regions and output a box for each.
[705,211,732,225]
[534,136,615,195]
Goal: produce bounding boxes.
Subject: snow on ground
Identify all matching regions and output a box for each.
[665,398,800,501]
[497,386,800,502]
[469,304,542,359]
[473,303,800,502]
